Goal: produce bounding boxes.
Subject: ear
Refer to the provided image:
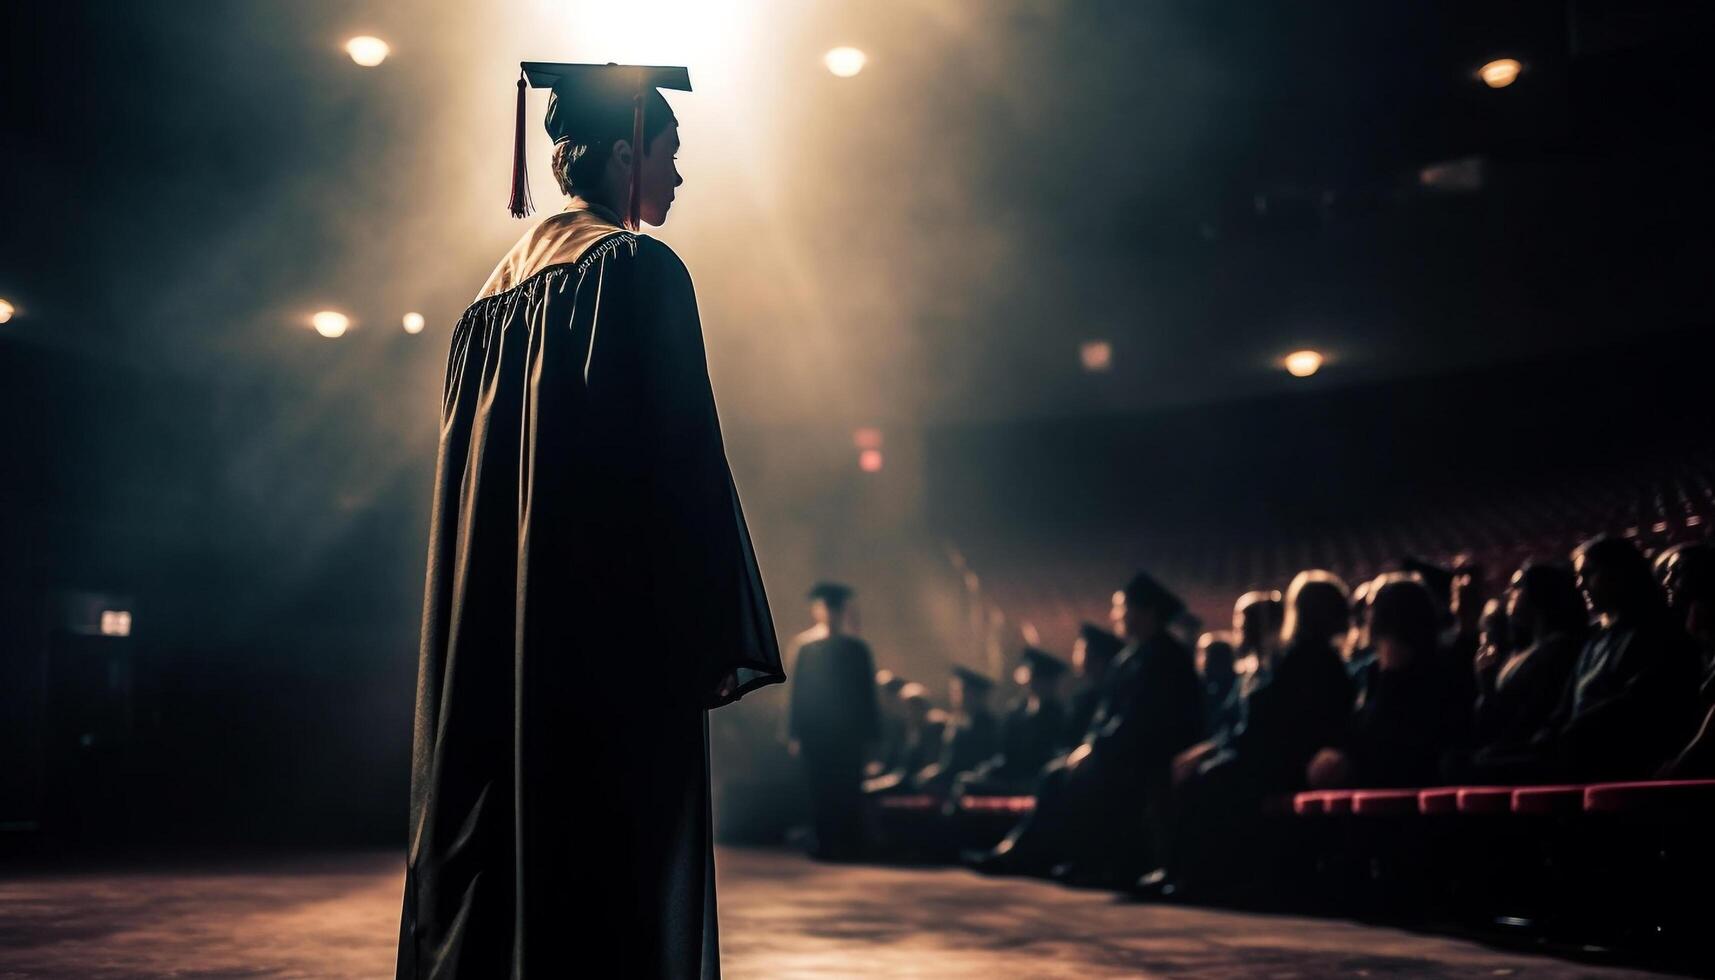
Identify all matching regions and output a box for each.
[609,138,634,173]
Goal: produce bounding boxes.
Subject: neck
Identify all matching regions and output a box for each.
[567,193,625,227]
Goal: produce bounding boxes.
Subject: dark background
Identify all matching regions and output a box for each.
[2,0,1711,847]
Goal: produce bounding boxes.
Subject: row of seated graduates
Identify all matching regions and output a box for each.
[860,536,1715,961]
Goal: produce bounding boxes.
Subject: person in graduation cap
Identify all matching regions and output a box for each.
[969,571,1202,886]
[1066,623,1124,744]
[913,666,1002,793]
[954,648,1070,796]
[786,582,881,860]
[398,62,785,980]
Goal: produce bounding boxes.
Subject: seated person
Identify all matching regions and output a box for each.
[1467,563,1586,767]
[1661,544,1715,777]
[912,667,1000,794]
[956,648,1070,796]
[1066,624,1123,743]
[1345,578,1376,677]
[1195,632,1241,740]
[1142,572,1356,898]
[1307,573,1469,789]
[1230,590,1284,697]
[862,684,944,794]
[1537,536,1701,780]
[968,571,1202,887]
[866,670,910,778]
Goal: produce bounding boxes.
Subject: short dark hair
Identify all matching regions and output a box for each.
[550,96,677,196]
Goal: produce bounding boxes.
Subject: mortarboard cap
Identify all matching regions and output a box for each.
[806,581,854,606]
[1019,647,1068,679]
[1076,623,1124,663]
[1122,569,1186,620]
[508,62,692,227]
[951,666,995,693]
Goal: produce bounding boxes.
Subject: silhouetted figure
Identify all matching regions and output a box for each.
[915,667,1001,793]
[863,683,943,793]
[1231,590,1285,700]
[1468,564,1586,768]
[1195,632,1241,739]
[1661,544,1715,777]
[1537,536,1702,780]
[1066,624,1124,743]
[1308,573,1468,789]
[787,582,880,860]
[867,670,910,778]
[1145,572,1357,898]
[956,648,1070,795]
[971,571,1201,888]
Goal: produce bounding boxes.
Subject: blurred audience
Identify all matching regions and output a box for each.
[1194,632,1240,739]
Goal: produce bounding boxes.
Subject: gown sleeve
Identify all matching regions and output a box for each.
[584,236,786,709]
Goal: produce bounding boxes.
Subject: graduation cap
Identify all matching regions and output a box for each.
[1076,623,1124,663]
[950,666,995,694]
[509,62,692,228]
[1019,647,1068,680]
[1122,569,1186,620]
[806,581,854,607]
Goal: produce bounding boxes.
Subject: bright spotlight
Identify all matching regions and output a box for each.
[100,610,132,637]
[346,36,390,68]
[824,46,867,78]
[402,312,426,334]
[858,449,884,472]
[0,298,12,323]
[312,311,350,338]
[1284,350,1324,378]
[1479,58,1521,89]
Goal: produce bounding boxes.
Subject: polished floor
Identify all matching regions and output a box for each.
[0,847,1677,978]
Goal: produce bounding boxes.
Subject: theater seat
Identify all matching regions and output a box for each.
[1583,779,1715,815]
[877,794,940,810]
[1293,790,1356,814]
[958,795,1036,814]
[1511,784,1584,816]
[1456,787,1514,815]
[1351,789,1420,816]
[1418,788,1459,815]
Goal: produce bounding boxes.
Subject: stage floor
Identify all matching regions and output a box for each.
[0,846,1673,978]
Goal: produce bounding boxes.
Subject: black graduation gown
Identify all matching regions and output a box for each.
[786,635,879,855]
[398,206,785,979]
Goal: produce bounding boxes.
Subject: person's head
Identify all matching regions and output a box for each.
[1019,648,1069,698]
[549,88,682,226]
[1347,578,1375,653]
[1112,570,1185,642]
[1367,573,1441,666]
[1659,543,1715,631]
[1573,536,1666,621]
[1072,623,1123,681]
[1504,561,1587,647]
[1195,632,1237,688]
[1233,590,1285,654]
[806,581,854,630]
[950,667,994,713]
[876,670,907,703]
[1451,554,1486,632]
[1281,570,1351,650]
[899,683,931,726]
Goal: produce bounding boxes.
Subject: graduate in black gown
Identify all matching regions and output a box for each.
[398,63,785,980]
[787,582,881,859]
[956,649,1070,796]
[914,667,1001,793]
[1066,624,1123,743]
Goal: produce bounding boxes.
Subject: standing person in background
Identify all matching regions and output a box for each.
[787,582,880,860]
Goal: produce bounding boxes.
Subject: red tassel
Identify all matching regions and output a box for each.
[508,72,534,219]
[627,82,645,231]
